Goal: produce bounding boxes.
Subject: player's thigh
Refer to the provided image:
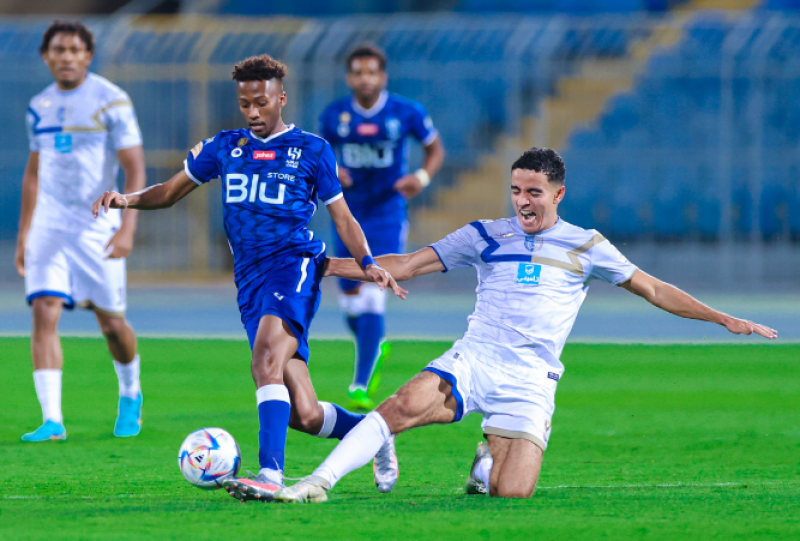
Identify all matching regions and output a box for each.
[377,371,458,433]
[283,357,323,432]
[486,435,543,498]
[251,315,299,382]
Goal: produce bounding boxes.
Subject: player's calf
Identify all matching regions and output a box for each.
[486,436,542,498]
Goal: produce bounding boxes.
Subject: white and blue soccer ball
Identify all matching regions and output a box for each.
[178,428,241,490]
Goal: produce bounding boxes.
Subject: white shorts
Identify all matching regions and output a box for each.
[424,339,562,451]
[24,226,127,315]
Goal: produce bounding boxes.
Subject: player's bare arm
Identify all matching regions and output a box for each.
[14,151,39,277]
[325,246,444,283]
[92,169,198,217]
[105,145,146,258]
[620,270,777,339]
[393,136,445,199]
[326,197,406,298]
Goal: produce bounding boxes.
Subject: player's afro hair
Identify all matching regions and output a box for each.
[346,43,387,71]
[231,54,288,83]
[511,148,566,184]
[40,20,94,54]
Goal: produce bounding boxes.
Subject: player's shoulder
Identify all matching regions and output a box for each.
[85,73,133,103]
[386,93,426,114]
[551,219,608,247]
[288,127,332,153]
[29,82,59,110]
[467,217,515,237]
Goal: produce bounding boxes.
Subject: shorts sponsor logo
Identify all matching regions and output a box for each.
[254,150,276,160]
[453,352,460,359]
[357,123,379,136]
[274,292,284,301]
[547,372,560,381]
[516,263,541,285]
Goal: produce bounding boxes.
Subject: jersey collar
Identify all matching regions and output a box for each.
[249,124,295,143]
[512,216,562,236]
[351,91,388,118]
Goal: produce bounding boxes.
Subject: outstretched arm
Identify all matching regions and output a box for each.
[327,197,407,298]
[619,270,777,339]
[326,247,444,283]
[92,169,199,217]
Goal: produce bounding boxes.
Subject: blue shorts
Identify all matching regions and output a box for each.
[237,250,326,362]
[333,215,408,291]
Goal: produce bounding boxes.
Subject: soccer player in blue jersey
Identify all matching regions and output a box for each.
[92,55,406,500]
[319,44,445,410]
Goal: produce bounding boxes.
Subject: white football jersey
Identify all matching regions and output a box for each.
[26,73,142,233]
[430,217,638,372]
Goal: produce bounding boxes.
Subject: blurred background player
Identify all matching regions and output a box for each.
[319,43,445,410]
[15,20,146,442]
[92,55,403,500]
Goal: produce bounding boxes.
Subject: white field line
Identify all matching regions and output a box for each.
[537,482,752,490]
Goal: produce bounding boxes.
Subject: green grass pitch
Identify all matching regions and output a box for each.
[2,337,798,540]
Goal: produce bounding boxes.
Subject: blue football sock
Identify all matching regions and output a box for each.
[256,385,291,472]
[318,401,365,440]
[346,315,359,336]
[353,313,384,389]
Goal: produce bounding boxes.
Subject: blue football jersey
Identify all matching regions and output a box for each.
[318,91,437,216]
[184,125,343,287]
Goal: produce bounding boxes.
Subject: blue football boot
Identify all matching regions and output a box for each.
[114,393,143,437]
[21,420,67,442]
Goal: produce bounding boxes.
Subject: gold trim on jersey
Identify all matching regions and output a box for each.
[62,100,133,133]
[528,233,606,278]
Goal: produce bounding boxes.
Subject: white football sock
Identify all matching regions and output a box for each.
[475,455,493,488]
[313,411,391,488]
[33,369,62,424]
[113,355,141,399]
[315,401,337,438]
[258,467,284,487]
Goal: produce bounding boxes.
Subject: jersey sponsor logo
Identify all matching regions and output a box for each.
[54,133,72,153]
[524,235,543,252]
[254,150,276,160]
[341,142,394,168]
[547,372,560,382]
[286,147,302,168]
[356,123,379,136]
[225,173,286,205]
[190,141,204,158]
[516,263,541,285]
[265,172,296,183]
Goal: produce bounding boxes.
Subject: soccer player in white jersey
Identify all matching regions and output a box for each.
[14,21,146,442]
[275,147,777,502]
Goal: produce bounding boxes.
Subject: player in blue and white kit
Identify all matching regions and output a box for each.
[93,55,406,501]
[319,44,445,410]
[276,148,777,503]
[16,21,146,442]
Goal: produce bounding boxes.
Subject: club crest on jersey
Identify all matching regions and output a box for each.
[524,235,543,252]
[517,263,541,285]
[338,112,351,137]
[357,123,379,136]
[386,118,401,140]
[286,147,302,168]
[254,150,276,160]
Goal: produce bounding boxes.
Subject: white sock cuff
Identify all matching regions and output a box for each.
[113,354,140,369]
[366,411,392,439]
[33,369,62,378]
[316,401,337,438]
[256,384,290,405]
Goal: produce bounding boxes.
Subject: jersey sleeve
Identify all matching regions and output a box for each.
[408,101,438,146]
[315,141,344,205]
[104,97,143,150]
[429,224,480,272]
[183,135,220,185]
[588,235,638,285]
[26,107,39,152]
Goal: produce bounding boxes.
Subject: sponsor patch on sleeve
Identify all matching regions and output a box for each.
[190,141,204,158]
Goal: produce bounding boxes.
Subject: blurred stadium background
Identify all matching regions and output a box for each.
[0,0,798,340]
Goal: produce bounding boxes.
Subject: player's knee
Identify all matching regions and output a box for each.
[492,484,534,499]
[97,316,126,340]
[31,297,61,328]
[288,404,323,434]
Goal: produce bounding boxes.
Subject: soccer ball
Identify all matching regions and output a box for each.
[178,428,241,490]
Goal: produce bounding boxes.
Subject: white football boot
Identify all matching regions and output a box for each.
[274,475,330,503]
[464,441,491,495]
[373,435,399,493]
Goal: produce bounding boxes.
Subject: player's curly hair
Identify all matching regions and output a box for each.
[511,148,566,185]
[231,54,288,82]
[40,20,94,54]
[346,43,387,71]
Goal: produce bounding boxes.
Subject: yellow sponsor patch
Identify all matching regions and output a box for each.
[339,111,351,124]
[237,137,248,147]
[190,141,204,158]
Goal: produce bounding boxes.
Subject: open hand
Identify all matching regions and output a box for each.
[723,317,777,339]
[365,265,408,300]
[14,241,25,277]
[105,227,135,259]
[92,191,129,218]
